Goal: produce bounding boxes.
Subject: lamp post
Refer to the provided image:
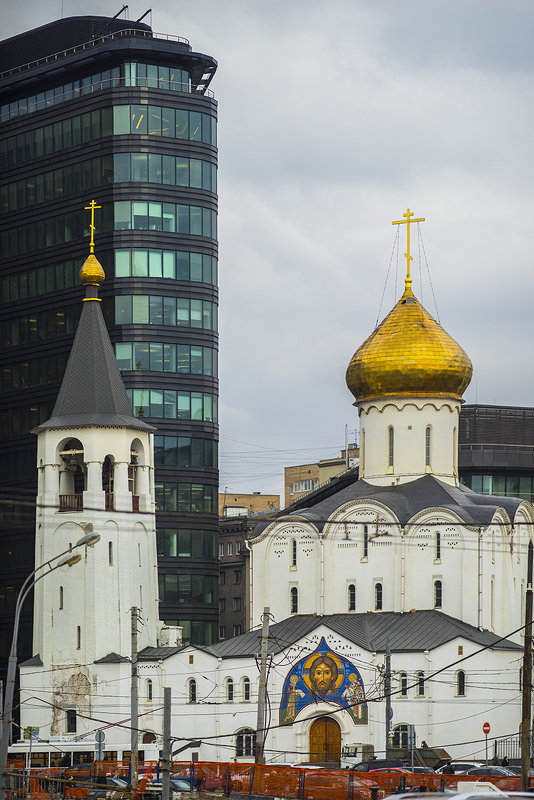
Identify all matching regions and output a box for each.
[0,531,100,799]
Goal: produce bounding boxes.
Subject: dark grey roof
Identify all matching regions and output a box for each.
[138,646,183,660]
[94,652,130,663]
[253,474,523,536]
[35,297,153,432]
[19,654,43,667]
[203,611,521,658]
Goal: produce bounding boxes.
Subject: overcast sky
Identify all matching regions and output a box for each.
[4,1,534,500]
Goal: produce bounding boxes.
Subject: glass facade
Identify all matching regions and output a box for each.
[0,18,219,652]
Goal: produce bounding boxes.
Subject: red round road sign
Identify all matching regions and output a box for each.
[483,722,491,734]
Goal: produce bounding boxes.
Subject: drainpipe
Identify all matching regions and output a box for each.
[400,528,405,612]
[215,658,222,761]
[244,540,253,630]
[477,528,482,628]
[424,650,432,741]
[319,536,325,615]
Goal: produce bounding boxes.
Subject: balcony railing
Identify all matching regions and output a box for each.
[59,494,83,512]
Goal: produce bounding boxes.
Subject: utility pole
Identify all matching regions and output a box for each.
[161,688,171,800]
[254,607,270,764]
[385,638,392,758]
[131,607,139,791]
[521,541,533,791]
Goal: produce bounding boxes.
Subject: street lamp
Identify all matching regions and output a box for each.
[0,531,101,799]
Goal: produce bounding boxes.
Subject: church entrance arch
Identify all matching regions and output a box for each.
[309,717,341,764]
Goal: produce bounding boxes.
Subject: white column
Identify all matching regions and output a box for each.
[114,461,131,511]
[84,460,104,510]
[136,466,150,511]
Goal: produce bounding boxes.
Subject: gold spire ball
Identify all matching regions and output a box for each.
[346,210,473,403]
[80,200,105,285]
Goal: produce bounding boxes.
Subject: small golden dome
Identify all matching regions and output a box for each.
[80,253,105,285]
[346,284,473,403]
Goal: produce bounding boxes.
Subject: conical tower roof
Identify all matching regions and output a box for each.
[35,205,153,432]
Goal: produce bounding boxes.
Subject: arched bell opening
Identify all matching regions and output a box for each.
[58,438,85,512]
[102,455,115,510]
[129,438,147,512]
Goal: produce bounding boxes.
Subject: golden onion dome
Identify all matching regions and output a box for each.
[80,253,105,286]
[346,283,473,403]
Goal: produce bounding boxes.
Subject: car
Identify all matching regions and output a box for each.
[369,767,412,774]
[87,776,129,800]
[405,767,436,774]
[435,762,484,774]
[464,767,517,777]
[350,759,408,772]
[503,766,534,777]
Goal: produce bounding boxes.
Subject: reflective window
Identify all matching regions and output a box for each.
[113,153,216,192]
[1,63,193,123]
[114,201,217,238]
[155,482,217,513]
[156,529,217,559]
[154,436,217,468]
[115,248,217,284]
[115,296,217,330]
[158,573,216,603]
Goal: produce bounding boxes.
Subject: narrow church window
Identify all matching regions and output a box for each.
[417,671,425,696]
[375,583,382,611]
[290,539,297,568]
[425,426,431,466]
[76,626,81,650]
[457,670,466,696]
[290,586,298,614]
[188,678,197,703]
[435,532,441,561]
[226,678,234,702]
[138,542,142,567]
[59,586,63,610]
[361,429,365,475]
[146,679,153,701]
[66,709,77,733]
[108,542,113,566]
[388,427,394,467]
[363,526,369,558]
[243,677,251,701]
[400,672,408,697]
[434,580,442,608]
[348,584,356,611]
[392,724,409,748]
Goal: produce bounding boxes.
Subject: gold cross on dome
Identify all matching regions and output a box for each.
[392,208,425,290]
[84,199,102,254]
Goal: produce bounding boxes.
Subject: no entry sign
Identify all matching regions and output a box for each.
[483,722,491,735]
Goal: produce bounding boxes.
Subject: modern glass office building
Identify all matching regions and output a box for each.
[0,15,219,660]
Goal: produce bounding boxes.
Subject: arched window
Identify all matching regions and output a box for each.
[457,670,466,696]
[102,456,114,508]
[388,426,394,467]
[76,626,81,650]
[291,539,297,568]
[435,531,441,561]
[290,587,298,614]
[400,672,408,697]
[425,426,431,467]
[59,586,63,610]
[434,580,442,608]
[236,728,256,757]
[416,671,425,696]
[375,583,383,611]
[226,678,234,702]
[363,525,369,558]
[146,679,153,701]
[348,584,356,611]
[242,677,251,701]
[108,541,113,566]
[361,429,365,475]
[188,678,197,703]
[392,724,409,748]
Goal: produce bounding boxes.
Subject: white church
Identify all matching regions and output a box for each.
[13,212,533,766]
